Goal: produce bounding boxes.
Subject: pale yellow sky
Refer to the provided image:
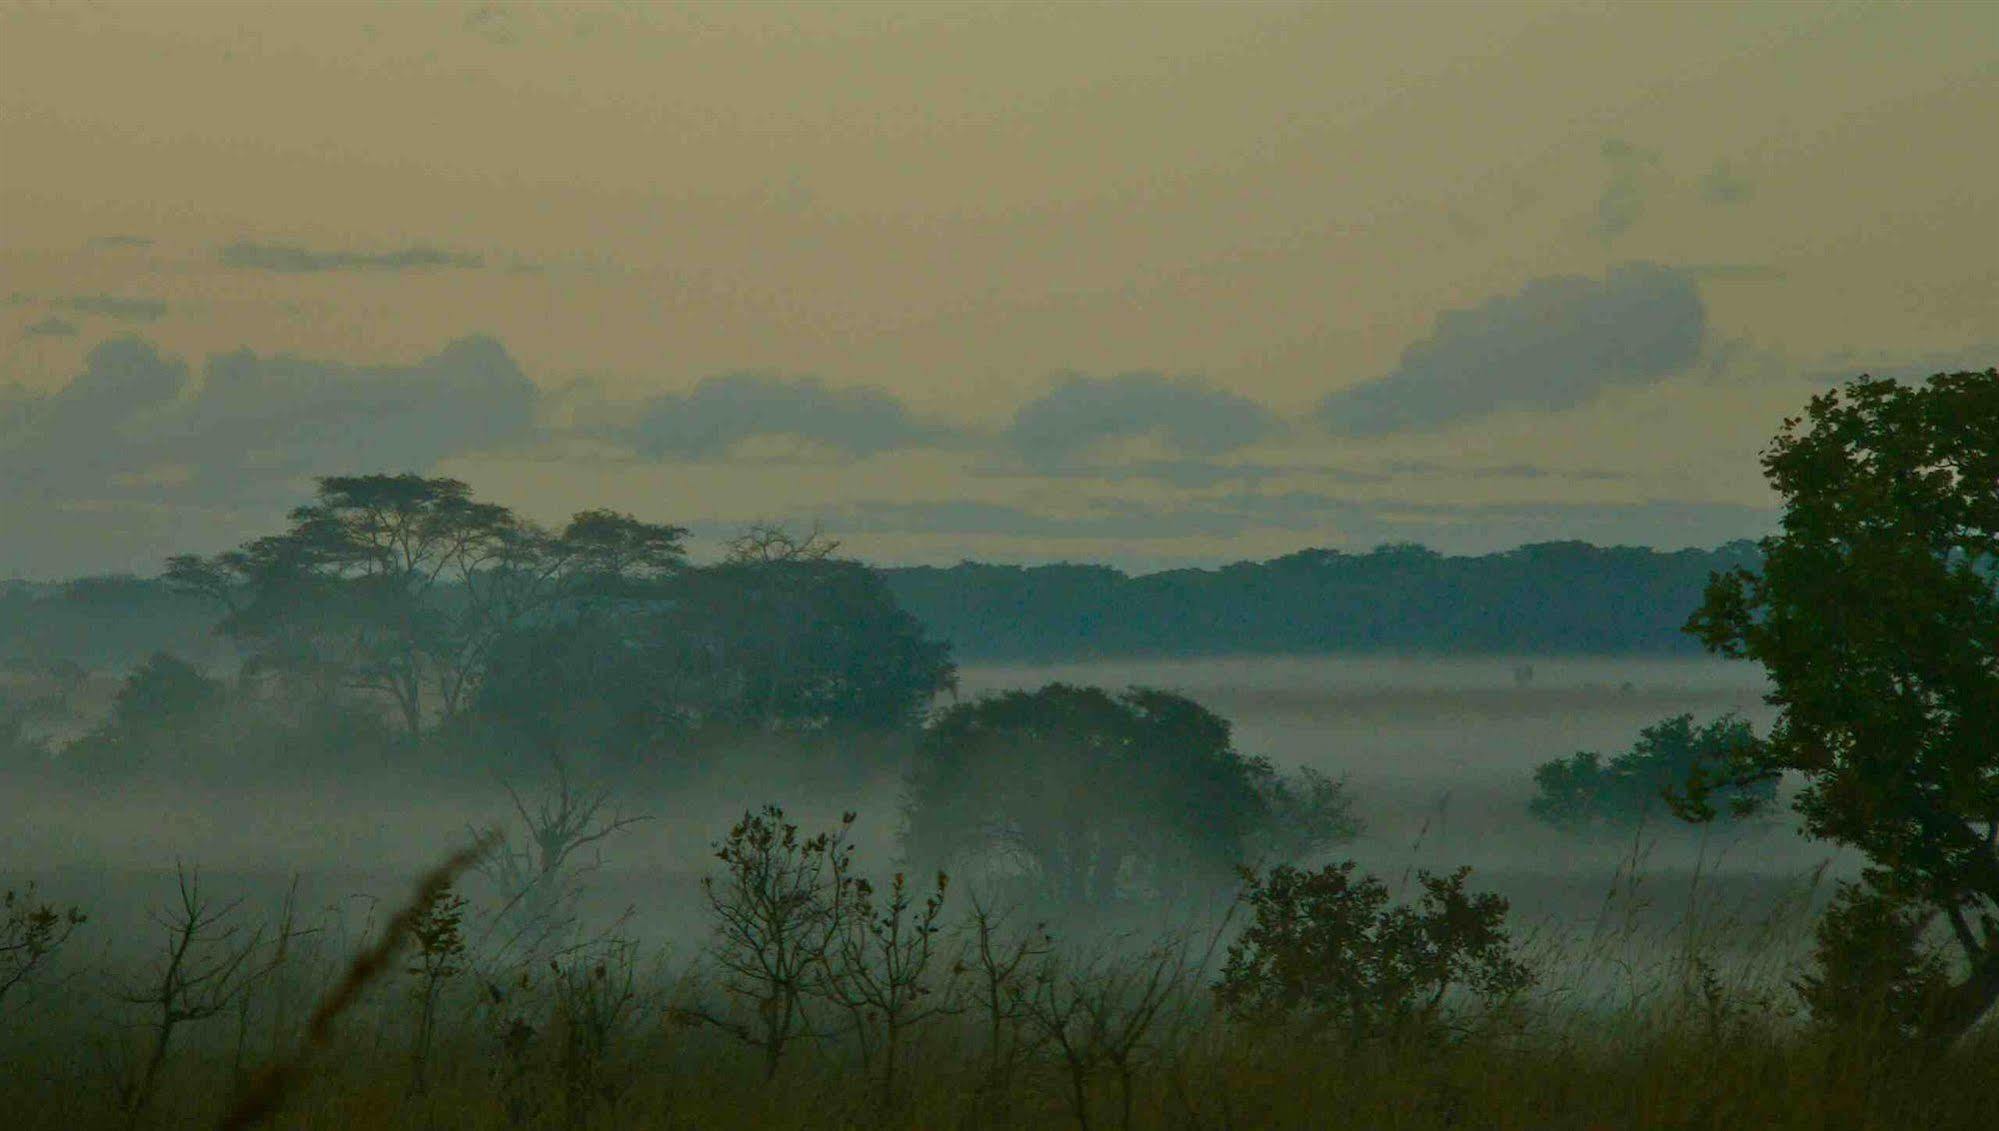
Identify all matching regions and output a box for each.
[1,1,1994,575]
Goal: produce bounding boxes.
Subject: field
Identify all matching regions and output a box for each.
[4,655,1990,1130]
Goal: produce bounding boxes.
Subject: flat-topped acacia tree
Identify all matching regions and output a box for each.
[1685,367,1999,1042]
[167,474,686,739]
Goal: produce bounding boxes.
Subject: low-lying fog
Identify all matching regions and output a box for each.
[8,654,1842,983]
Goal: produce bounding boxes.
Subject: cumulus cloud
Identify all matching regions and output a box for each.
[219,240,485,273]
[1316,262,1706,436]
[0,335,537,520]
[1006,373,1276,460]
[623,372,941,461]
[174,335,537,485]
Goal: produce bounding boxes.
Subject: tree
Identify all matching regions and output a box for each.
[1,882,86,1012]
[693,806,862,1080]
[903,684,1354,911]
[1684,367,1999,1043]
[64,652,227,776]
[169,475,685,739]
[474,533,955,761]
[1527,713,1772,835]
[649,553,955,735]
[1215,862,1530,1046]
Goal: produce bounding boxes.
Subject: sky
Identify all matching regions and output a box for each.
[1,0,1994,578]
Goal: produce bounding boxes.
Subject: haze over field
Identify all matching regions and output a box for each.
[2,5,1996,1128]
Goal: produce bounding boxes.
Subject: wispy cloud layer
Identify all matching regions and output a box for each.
[218,240,485,273]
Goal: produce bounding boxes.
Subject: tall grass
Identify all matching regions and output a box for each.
[2,829,1993,1131]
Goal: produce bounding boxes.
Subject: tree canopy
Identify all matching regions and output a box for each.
[902,683,1356,912]
[1685,367,1999,1041]
[166,474,687,738]
[1528,713,1771,836]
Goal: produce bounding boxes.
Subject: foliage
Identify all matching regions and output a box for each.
[64,652,225,774]
[1685,367,1999,1042]
[883,539,1765,660]
[904,684,1355,912]
[471,533,954,767]
[1528,712,1772,835]
[0,882,86,1010]
[1796,875,1953,1042]
[167,474,686,738]
[819,869,952,1105]
[694,806,863,1079]
[1215,861,1531,1044]
[406,881,468,1092]
[644,555,956,735]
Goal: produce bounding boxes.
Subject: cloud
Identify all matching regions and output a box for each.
[623,372,941,461]
[1006,373,1276,461]
[1681,263,1786,282]
[1594,137,1663,241]
[53,294,169,322]
[1316,262,1706,435]
[22,316,78,338]
[1699,159,1754,205]
[86,234,154,250]
[0,335,538,524]
[218,240,485,273]
[175,335,538,486]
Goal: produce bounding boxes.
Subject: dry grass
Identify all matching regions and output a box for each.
[3,856,1995,1131]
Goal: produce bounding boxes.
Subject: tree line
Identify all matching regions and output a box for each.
[2,539,1766,674]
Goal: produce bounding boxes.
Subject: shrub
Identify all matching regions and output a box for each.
[1216,861,1531,1045]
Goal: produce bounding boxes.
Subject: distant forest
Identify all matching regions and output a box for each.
[882,540,1763,660]
[3,539,1762,668]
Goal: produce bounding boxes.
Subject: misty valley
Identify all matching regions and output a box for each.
[4,3,1997,1126]
[6,362,1998,1129]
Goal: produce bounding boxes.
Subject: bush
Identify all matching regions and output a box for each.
[1528,713,1772,835]
[1215,861,1531,1045]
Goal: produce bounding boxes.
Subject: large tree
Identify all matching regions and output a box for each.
[168,474,686,738]
[902,683,1356,911]
[475,531,955,763]
[1684,367,1999,1041]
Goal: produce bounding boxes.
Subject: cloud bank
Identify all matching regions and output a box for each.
[1,335,536,516]
[623,372,942,461]
[1007,372,1276,459]
[1317,262,1706,436]
[219,241,485,273]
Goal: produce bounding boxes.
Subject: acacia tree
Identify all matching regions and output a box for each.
[168,475,685,738]
[1684,367,1999,1042]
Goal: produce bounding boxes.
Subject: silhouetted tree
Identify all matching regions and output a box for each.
[1528,713,1771,835]
[903,684,1353,911]
[649,553,955,734]
[1684,367,1999,1043]
[1216,861,1530,1046]
[168,475,685,738]
[476,537,953,763]
[64,653,226,775]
